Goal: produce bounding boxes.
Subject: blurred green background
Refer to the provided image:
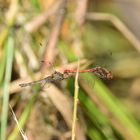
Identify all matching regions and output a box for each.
[0,0,140,140]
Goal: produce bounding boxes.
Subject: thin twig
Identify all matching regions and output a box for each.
[75,0,88,26]
[9,105,28,140]
[86,12,140,52]
[21,35,39,69]
[41,0,67,72]
[24,0,63,33]
[71,61,80,140]
[44,85,86,140]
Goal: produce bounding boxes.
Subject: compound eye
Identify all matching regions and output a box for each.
[107,72,113,79]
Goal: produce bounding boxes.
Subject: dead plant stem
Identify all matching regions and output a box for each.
[71,61,79,140]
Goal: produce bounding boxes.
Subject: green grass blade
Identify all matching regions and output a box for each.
[0,35,14,140]
[81,73,140,139]
[0,46,7,85]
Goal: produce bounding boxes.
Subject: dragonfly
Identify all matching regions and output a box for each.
[64,66,113,79]
[19,66,113,87]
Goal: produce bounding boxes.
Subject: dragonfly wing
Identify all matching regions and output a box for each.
[40,81,51,88]
[79,74,96,89]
